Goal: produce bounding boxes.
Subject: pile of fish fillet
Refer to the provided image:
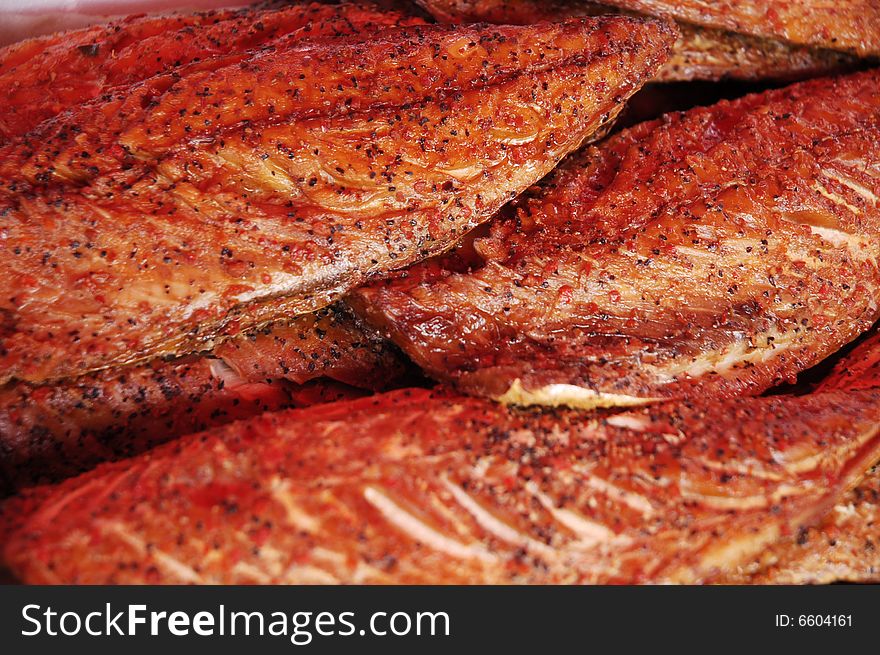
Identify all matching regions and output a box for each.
[0,0,879,584]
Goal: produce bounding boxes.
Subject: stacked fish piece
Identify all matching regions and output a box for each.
[0,0,879,584]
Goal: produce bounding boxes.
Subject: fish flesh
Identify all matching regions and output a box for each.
[417,1,862,81]
[5,321,880,584]
[352,69,880,408]
[3,372,879,583]
[725,467,880,583]
[658,22,857,82]
[0,14,675,385]
[600,0,880,56]
[0,304,407,493]
[6,321,879,583]
[727,329,880,583]
[816,325,880,392]
[0,2,429,141]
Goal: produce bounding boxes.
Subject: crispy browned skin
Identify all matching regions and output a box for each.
[0,3,430,140]
[602,0,880,56]
[0,15,674,386]
[0,305,406,493]
[417,0,860,81]
[2,381,879,584]
[352,70,880,408]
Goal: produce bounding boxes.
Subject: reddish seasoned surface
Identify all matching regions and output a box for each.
[0,306,406,493]
[657,23,856,82]
[212,305,406,390]
[818,326,880,391]
[2,383,878,584]
[0,15,674,385]
[352,70,880,405]
[418,0,594,24]
[728,332,880,583]
[418,0,860,81]
[724,467,880,583]
[0,2,427,140]
[601,0,880,55]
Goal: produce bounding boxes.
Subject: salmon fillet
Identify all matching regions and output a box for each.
[0,15,675,385]
[0,2,429,141]
[0,305,407,494]
[417,0,861,81]
[352,69,880,408]
[2,375,879,583]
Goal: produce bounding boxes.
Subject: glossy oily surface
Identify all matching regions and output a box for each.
[417,0,861,81]
[0,305,406,493]
[0,14,674,385]
[0,2,428,140]
[353,70,880,407]
[2,382,878,584]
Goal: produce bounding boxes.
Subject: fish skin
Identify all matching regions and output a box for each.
[0,2,428,141]
[417,0,861,82]
[0,305,406,494]
[2,379,879,584]
[352,69,880,407]
[0,15,675,386]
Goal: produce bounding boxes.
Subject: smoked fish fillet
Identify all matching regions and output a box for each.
[417,0,861,81]
[0,305,407,494]
[816,325,880,392]
[657,22,856,82]
[601,0,880,56]
[3,378,879,583]
[0,15,675,385]
[0,2,428,141]
[728,329,880,583]
[725,467,880,583]
[352,69,880,408]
